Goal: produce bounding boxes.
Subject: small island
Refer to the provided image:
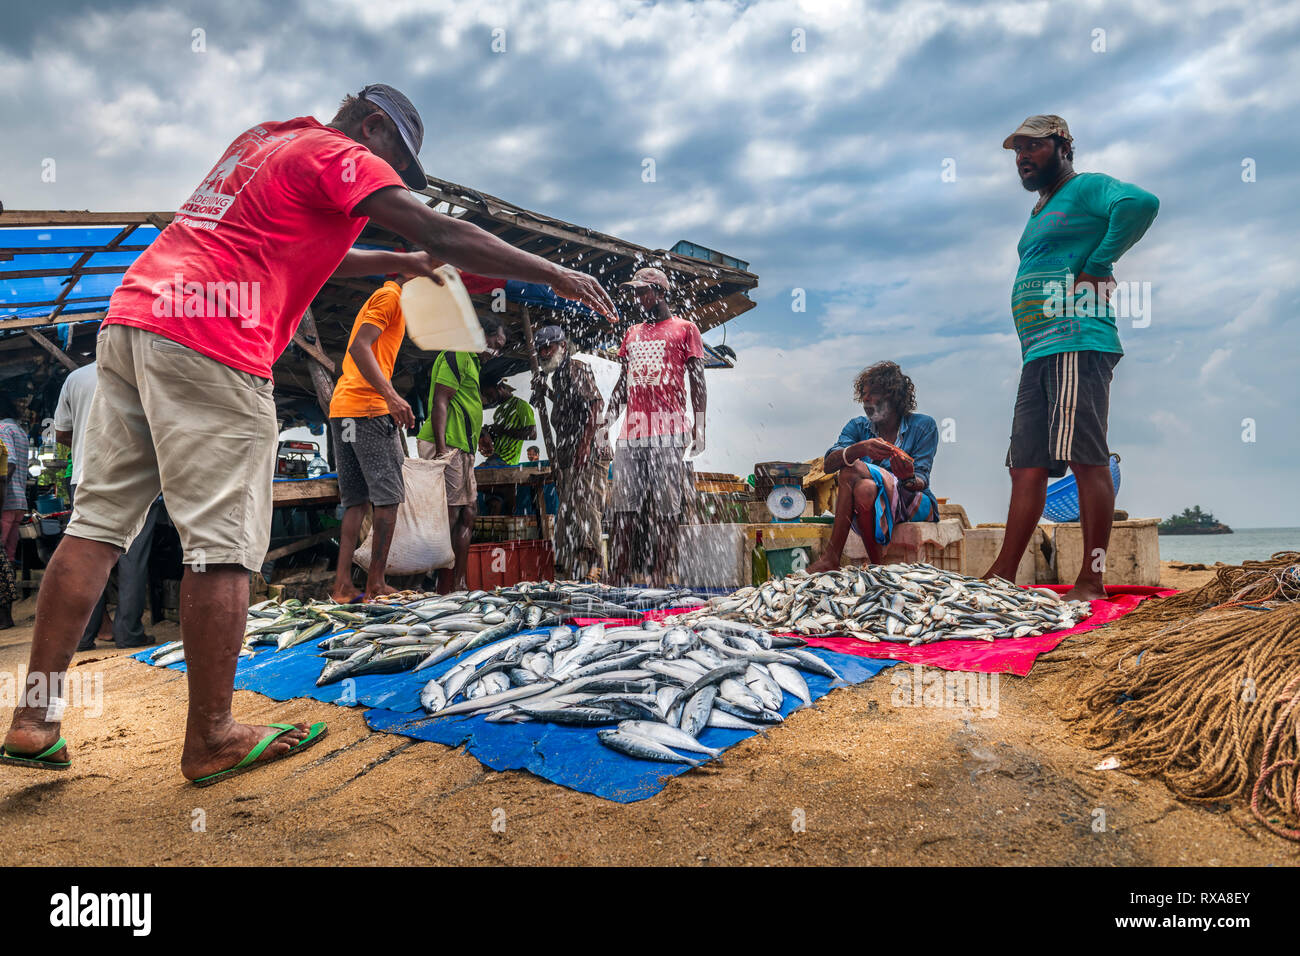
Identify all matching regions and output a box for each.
[1159,506,1233,535]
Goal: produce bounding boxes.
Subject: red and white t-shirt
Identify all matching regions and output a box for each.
[617,315,706,441]
[104,117,404,379]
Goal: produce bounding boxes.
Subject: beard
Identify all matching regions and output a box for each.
[540,349,565,373]
[1020,150,1065,192]
[863,401,892,424]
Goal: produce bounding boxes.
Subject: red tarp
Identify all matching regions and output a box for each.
[572,585,1176,677]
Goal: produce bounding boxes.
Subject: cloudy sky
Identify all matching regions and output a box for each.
[4,0,1298,526]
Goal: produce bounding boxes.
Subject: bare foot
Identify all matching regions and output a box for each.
[330,585,362,604]
[365,582,399,600]
[3,718,68,763]
[805,555,840,575]
[1062,581,1107,602]
[180,720,311,781]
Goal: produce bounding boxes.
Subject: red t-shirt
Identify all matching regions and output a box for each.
[103,117,404,379]
[617,315,706,441]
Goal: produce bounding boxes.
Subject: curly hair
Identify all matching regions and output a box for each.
[852,361,917,414]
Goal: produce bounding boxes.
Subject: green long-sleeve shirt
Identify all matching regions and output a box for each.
[1011,172,1159,363]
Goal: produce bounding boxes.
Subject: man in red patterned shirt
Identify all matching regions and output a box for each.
[607,267,707,587]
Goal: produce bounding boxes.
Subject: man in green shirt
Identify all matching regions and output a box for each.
[983,115,1159,601]
[481,381,537,467]
[416,317,507,591]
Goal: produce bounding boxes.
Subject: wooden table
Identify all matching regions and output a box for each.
[474,465,553,540]
[271,476,340,508]
[266,477,341,565]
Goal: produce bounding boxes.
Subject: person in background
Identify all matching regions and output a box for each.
[526,446,541,463]
[983,115,1159,600]
[807,362,940,572]
[477,379,538,517]
[2,84,616,784]
[327,272,420,603]
[479,380,536,467]
[0,439,14,630]
[0,395,29,562]
[416,317,509,592]
[533,324,608,580]
[606,268,706,587]
[55,362,161,650]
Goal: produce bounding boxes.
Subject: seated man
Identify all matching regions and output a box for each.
[807,361,940,572]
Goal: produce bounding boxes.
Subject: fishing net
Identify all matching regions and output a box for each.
[1063,552,1300,840]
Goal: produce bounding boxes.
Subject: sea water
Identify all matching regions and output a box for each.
[1157,527,1300,565]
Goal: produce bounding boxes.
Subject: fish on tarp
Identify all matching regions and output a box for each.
[596,729,701,765]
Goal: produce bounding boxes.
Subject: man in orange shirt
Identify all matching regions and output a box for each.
[328,272,420,602]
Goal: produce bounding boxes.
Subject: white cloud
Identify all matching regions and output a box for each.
[2,0,1298,527]
[1199,347,1233,387]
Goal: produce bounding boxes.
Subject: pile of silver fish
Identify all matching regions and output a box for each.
[142,586,851,766]
[418,618,841,765]
[146,593,560,672]
[495,581,711,616]
[674,564,1089,644]
[312,594,566,686]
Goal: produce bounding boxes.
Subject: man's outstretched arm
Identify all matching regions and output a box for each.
[354,187,618,320]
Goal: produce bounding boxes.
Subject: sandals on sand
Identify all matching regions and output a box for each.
[0,736,72,771]
[1,722,328,784]
[191,722,328,788]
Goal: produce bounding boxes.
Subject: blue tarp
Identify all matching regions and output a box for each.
[1,226,162,321]
[503,280,600,319]
[366,647,893,802]
[134,627,895,802]
[1,228,597,324]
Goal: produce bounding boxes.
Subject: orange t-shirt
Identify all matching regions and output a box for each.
[328,281,406,419]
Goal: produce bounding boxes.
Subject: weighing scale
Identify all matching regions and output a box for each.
[754,461,811,522]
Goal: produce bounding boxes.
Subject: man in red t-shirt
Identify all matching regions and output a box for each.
[1,85,617,786]
[606,267,707,587]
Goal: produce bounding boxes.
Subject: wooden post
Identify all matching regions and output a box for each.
[519,306,555,542]
[295,306,335,416]
[519,306,556,455]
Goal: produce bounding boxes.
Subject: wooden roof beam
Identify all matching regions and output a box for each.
[0,210,170,227]
[0,244,152,255]
[0,311,107,331]
[2,264,130,281]
[25,329,79,371]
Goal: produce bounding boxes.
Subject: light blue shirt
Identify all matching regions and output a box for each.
[827,411,940,514]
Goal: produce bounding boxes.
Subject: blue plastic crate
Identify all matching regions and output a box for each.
[1042,454,1122,522]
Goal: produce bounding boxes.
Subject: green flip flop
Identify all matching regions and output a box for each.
[0,736,72,771]
[191,721,328,788]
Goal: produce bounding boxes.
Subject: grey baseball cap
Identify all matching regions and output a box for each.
[359,83,427,189]
[534,325,566,347]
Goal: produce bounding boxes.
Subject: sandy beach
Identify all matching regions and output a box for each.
[1,561,1294,866]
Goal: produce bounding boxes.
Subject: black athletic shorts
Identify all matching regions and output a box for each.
[1005,350,1120,478]
[330,414,406,509]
